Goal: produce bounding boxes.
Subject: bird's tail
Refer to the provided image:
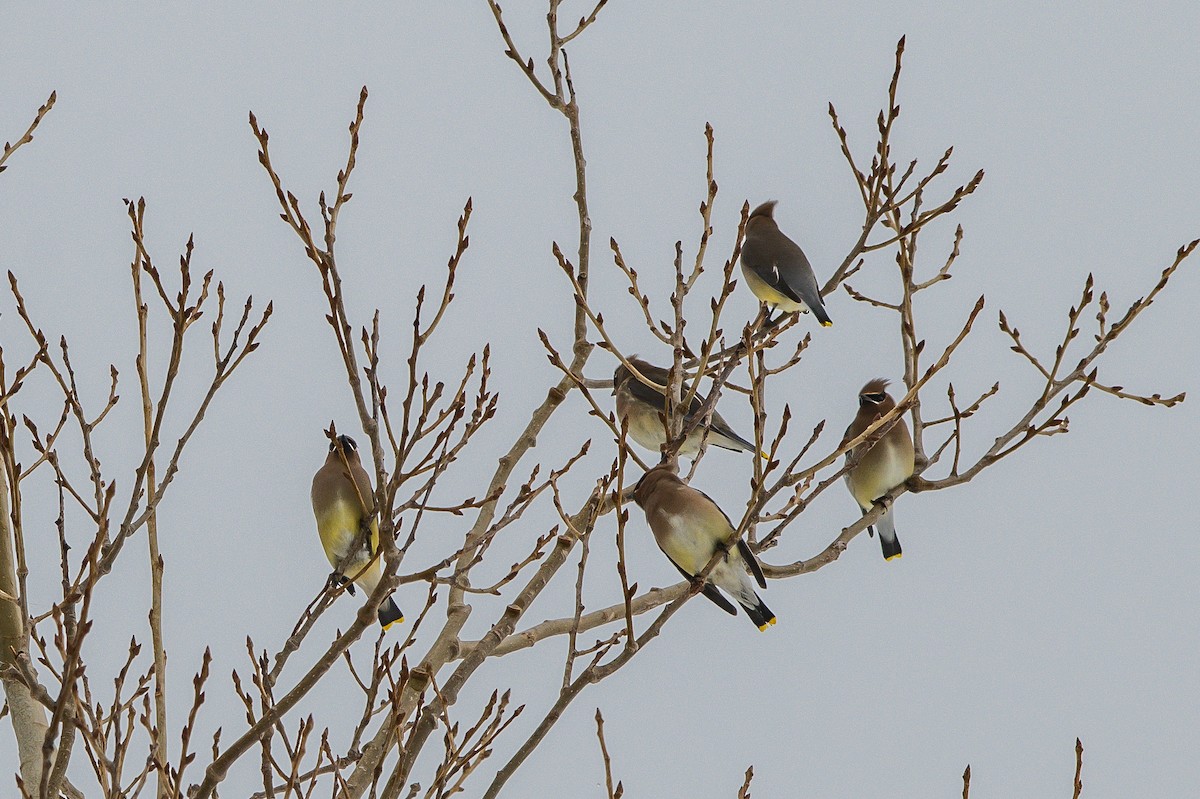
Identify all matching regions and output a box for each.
[710,428,761,457]
[740,594,777,632]
[876,508,903,561]
[377,596,405,630]
[811,300,833,328]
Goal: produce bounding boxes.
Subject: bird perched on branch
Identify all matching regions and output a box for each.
[842,379,915,561]
[613,357,760,458]
[633,464,775,630]
[311,434,404,629]
[740,200,833,326]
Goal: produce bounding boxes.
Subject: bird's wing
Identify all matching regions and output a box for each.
[774,240,821,298]
[625,374,670,409]
[693,487,737,531]
[345,461,381,556]
[737,538,768,590]
[743,239,807,304]
[347,463,375,512]
[688,487,761,593]
[367,517,380,557]
[839,418,861,450]
[769,264,808,304]
[625,369,710,421]
[704,414,756,453]
[622,367,750,450]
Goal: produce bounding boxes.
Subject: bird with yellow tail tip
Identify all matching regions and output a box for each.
[841,379,915,561]
[311,434,404,630]
[613,357,766,459]
[740,200,833,327]
[633,464,776,631]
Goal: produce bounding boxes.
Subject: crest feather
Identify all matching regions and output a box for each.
[859,377,891,396]
[749,200,778,220]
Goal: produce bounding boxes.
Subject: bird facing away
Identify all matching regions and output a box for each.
[740,200,833,326]
[633,464,775,630]
[841,379,915,561]
[311,435,404,629]
[613,357,759,458]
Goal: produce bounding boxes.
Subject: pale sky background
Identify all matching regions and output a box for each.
[2,3,1198,797]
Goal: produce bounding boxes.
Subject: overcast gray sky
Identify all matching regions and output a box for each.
[2,3,1198,796]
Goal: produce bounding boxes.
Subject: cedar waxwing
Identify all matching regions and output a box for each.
[841,379,915,561]
[613,357,758,458]
[311,435,404,629]
[633,464,776,630]
[740,200,832,326]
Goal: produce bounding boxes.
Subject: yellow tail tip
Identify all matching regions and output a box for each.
[759,450,770,461]
[885,553,903,562]
[821,320,833,328]
[757,617,778,632]
[381,616,406,631]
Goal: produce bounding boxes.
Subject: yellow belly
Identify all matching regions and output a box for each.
[848,439,914,509]
[315,500,382,593]
[741,265,805,313]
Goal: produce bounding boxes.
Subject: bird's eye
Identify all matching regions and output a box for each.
[861,392,887,405]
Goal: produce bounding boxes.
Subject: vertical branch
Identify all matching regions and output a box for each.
[1072,738,1083,799]
[612,447,636,652]
[593,708,623,799]
[666,241,687,452]
[0,442,50,793]
[0,90,56,797]
[42,505,104,799]
[561,57,593,356]
[131,228,169,799]
[562,521,590,690]
[736,766,754,799]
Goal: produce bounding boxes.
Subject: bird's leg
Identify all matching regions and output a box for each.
[327,571,356,595]
[875,493,895,514]
[687,576,708,596]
